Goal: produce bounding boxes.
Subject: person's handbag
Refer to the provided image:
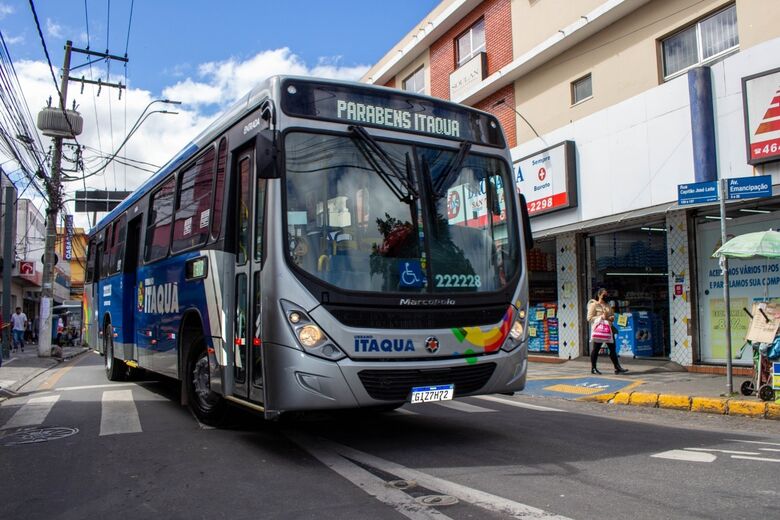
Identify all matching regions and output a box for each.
[590,318,614,343]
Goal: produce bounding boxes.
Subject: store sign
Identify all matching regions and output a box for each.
[514,141,578,217]
[64,214,74,260]
[18,261,42,285]
[450,52,487,99]
[742,67,780,165]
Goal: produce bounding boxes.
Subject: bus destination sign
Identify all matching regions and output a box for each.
[281,80,505,147]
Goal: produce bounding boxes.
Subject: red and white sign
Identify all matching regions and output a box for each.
[514,141,578,217]
[19,261,34,275]
[743,68,780,165]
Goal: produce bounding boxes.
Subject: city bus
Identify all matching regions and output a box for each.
[83,76,533,425]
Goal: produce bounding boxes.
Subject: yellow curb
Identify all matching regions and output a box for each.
[691,397,727,415]
[579,392,616,403]
[657,394,692,411]
[612,392,631,405]
[629,392,659,407]
[766,403,780,420]
[728,400,767,418]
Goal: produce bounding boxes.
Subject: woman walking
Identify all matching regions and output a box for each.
[587,289,628,375]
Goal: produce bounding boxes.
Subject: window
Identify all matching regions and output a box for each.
[144,178,175,262]
[662,4,738,79]
[172,147,216,252]
[402,66,425,94]
[237,156,252,265]
[211,137,228,240]
[100,229,112,279]
[85,240,95,282]
[456,18,485,67]
[571,74,592,104]
[108,214,126,274]
[255,179,267,261]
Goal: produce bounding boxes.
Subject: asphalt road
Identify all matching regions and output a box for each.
[1,352,778,520]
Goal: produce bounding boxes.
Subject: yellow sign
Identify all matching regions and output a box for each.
[617,314,628,327]
[529,326,537,337]
[546,308,556,318]
[709,297,749,359]
[535,311,545,321]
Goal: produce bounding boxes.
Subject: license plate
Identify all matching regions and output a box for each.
[410,384,454,404]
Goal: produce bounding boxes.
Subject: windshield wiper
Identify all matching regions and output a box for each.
[349,125,418,203]
[432,140,471,198]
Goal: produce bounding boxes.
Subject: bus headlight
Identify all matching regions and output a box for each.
[298,325,324,347]
[280,300,345,361]
[502,308,527,352]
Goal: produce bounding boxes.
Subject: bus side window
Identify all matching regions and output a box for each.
[100,230,112,279]
[255,179,266,261]
[85,240,95,282]
[144,177,175,262]
[172,147,215,252]
[210,137,227,241]
[94,242,104,281]
[110,214,126,274]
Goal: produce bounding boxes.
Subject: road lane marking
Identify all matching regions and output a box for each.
[651,450,716,462]
[685,448,760,455]
[760,448,780,452]
[53,383,138,392]
[726,439,780,447]
[287,432,453,520]
[434,400,495,413]
[1,395,60,429]
[36,353,92,391]
[287,432,574,520]
[474,395,564,412]
[100,390,142,436]
[731,455,780,463]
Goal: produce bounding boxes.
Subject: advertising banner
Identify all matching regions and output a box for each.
[742,67,780,165]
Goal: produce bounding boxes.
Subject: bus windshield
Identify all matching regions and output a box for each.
[285,131,519,293]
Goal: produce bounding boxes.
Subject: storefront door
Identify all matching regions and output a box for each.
[588,224,670,358]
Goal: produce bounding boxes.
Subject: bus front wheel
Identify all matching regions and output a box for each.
[186,339,227,426]
[104,324,126,381]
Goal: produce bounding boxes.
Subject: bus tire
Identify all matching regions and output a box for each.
[104,324,126,381]
[186,338,227,426]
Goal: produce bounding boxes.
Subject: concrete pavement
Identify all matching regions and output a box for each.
[525,355,780,420]
[0,342,89,401]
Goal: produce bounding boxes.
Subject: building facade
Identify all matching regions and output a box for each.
[363,0,780,370]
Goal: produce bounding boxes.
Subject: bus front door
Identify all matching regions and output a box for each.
[232,147,265,404]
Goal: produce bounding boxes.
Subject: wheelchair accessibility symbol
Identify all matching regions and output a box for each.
[399,261,424,288]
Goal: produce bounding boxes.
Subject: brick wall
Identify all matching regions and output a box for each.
[429,0,513,100]
[475,84,516,148]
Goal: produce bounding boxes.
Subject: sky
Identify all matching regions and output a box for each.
[0,0,440,228]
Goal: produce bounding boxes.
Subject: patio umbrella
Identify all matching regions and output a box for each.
[712,229,780,259]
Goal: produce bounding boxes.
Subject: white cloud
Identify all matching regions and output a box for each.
[45,18,64,38]
[0,4,14,19]
[3,33,24,45]
[9,48,370,229]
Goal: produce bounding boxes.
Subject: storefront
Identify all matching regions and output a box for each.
[587,224,670,358]
[694,200,780,366]
[527,239,558,354]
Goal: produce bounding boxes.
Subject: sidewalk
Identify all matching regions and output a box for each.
[525,355,779,420]
[0,342,89,401]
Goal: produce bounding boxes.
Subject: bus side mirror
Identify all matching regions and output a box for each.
[256,129,280,179]
[519,193,533,251]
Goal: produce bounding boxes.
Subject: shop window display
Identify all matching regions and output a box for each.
[528,240,558,353]
[590,226,670,358]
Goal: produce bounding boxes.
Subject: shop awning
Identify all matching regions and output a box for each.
[532,202,680,239]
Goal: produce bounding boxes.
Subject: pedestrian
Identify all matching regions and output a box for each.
[587,289,628,375]
[10,307,28,353]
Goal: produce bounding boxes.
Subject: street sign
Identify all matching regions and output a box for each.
[74,190,131,212]
[726,175,773,200]
[677,180,718,205]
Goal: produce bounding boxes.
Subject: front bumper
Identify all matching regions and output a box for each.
[262,341,527,413]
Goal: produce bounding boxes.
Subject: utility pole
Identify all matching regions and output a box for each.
[37,41,127,357]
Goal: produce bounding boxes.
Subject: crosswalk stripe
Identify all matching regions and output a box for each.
[100,390,142,436]
[2,395,61,429]
[434,400,495,413]
[474,394,564,412]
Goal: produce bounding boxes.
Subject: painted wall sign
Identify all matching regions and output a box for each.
[514,141,578,217]
[742,67,780,165]
[450,52,487,100]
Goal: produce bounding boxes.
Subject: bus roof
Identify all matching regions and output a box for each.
[91,75,502,236]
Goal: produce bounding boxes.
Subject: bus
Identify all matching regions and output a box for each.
[84,76,533,425]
